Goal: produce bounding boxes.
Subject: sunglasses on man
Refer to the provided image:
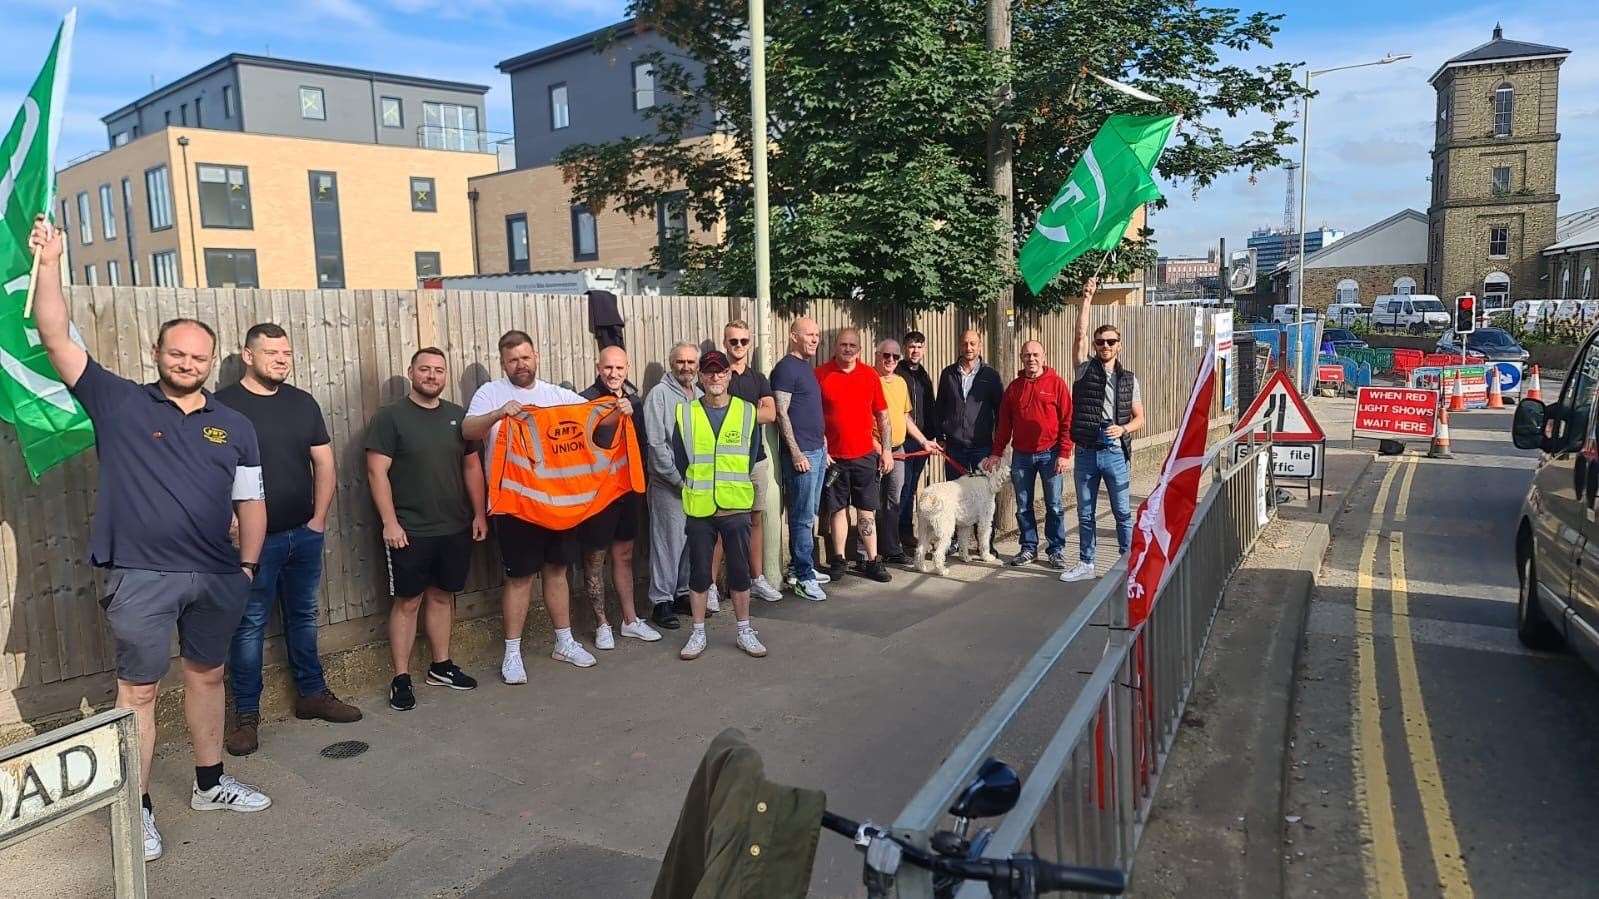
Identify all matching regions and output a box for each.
[1095,338,1120,347]
[878,352,901,360]
[726,338,751,347]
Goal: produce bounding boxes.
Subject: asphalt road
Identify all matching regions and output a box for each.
[1287,407,1599,897]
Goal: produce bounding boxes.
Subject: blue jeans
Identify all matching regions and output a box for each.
[1074,446,1133,565]
[784,447,828,581]
[229,525,328,713]
[899,452,928,534]
[1011,451,1067,554]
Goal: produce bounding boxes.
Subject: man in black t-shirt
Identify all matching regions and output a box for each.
[365,348,488,711]
[216,324,362,757]
[723,320,783,602]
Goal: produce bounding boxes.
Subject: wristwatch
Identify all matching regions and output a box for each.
[241,561,260,575]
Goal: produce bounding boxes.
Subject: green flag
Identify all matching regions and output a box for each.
[1018,114,1177,294]
[0,10,93,481]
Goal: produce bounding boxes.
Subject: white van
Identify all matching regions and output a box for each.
[1324,302,1370,326]
[1271,304,1321,325]
[1370,295,1449,333]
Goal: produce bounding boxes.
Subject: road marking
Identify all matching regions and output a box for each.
[1389,532,1475,897]
[1351,460,1408,898]
[1306,603,1561,657]
[1395,456,1418,521]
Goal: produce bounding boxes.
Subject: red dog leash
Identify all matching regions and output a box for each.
[893,447,967,477]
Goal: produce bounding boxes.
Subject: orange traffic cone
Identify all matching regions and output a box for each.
[1486,365,1505,409]
[1429,398,1454,460]
[1447,371,1467,412]
[1526,364,1543,402]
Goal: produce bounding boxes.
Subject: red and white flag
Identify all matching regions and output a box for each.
[1126,345,1216,624]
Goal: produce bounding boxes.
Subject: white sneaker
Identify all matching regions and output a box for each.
[680,630,707,660]
[736,628,768,658]
[191,774,272,812]
[750,575,783,603]
[594,624,616,651]
[794,579,828,602]
[1058,561,1096,583]
[552,640,597,668]
[501,651,528,684]
[620,619,662,642]
[812,570,831,584]
[706,584,721,613]
[142,807,162,861]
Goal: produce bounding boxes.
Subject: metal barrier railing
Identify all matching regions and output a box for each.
[892,428,1276,895]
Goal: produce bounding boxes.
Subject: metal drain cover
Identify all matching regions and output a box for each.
[319,740,370,760]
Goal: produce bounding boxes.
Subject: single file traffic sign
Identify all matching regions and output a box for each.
[1233,369,1326,442]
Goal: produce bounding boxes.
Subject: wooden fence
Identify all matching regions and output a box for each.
[0,288,1224,728]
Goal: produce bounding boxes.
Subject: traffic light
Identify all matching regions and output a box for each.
[1454,294,1477,334]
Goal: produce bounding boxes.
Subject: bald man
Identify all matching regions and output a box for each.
[770,318,830,601]
[988,340,1073,568]
[816,328,893,583]
[579,346,662,647]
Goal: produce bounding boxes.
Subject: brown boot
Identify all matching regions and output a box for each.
[294,690,363,723]
[226,712,260,757]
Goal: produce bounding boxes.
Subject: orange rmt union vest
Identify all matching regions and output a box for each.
[488,399,644,531]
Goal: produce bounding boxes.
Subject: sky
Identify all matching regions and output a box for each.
[3,0,1594,261]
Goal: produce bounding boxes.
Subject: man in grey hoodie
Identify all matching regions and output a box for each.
[642,342,702,630]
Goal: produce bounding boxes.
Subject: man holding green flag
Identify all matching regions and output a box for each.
[0,9,95,479]
[1018,114,1177,295]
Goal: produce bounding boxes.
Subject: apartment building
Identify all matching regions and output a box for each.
[471,20,718,273]
[57,55,498,289]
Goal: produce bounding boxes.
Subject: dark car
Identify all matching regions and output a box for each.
[1323,328,1368,352]
[1435,327,1530,363]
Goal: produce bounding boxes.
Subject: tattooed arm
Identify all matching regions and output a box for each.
[875,409,894,473]
[775,390,811,472]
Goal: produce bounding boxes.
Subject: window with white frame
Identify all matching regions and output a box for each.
[550,84,569,130]
[1562,267,1572,299]
[1584,267,1593,300]
[1491,165,1511,196]
[146,166,173,230]
[1393,276,1416,295]
[633,62,656,110]
[1489,225,1509,258]
[1494,84,1513,137]
[76,192,92,244]
[98,184,116,240]
[84,264,97,286]
[422,101,481,151]
[151,251,179,287]
[1483,271,1510,302]
[107,260,120,286]
[1335,279,1359,303]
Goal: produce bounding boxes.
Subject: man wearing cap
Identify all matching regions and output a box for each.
[671,351,767,660]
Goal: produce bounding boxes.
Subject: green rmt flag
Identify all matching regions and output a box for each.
[1019,114,1177,294]
[0,10,93,480]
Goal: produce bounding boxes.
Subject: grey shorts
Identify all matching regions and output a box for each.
[752,456,771,513]
[99,568,250,684]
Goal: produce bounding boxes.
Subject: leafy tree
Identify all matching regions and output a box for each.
[558,0,1304,313]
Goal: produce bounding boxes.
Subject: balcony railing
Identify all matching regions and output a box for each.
[415,125,511,154]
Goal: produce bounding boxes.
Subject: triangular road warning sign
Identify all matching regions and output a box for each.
[1233,370,1326,442]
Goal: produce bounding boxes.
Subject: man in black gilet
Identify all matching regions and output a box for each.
[1060,279,1145,583]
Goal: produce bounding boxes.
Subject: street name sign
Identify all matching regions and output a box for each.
[1354,387,1438,441]
[1234,369,1327,443]
[1410,365,1488,409]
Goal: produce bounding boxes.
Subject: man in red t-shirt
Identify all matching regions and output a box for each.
[816,327,894,583]
[987,339,1074,569]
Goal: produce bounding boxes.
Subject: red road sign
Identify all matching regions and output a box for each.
[1317,364,1345,383]
[1234,369,1327,442]
[1354,387,1439,441]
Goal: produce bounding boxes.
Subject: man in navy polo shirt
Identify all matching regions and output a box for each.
[29,220,274,864]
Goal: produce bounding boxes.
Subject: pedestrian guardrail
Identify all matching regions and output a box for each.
[892,429,1276,895]
[0,709,146,897]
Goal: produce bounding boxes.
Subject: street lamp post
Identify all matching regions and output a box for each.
[1294,53,1411,391]
[749,0,781,582]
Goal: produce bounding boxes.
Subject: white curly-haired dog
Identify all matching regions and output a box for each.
[914,454,1010,576]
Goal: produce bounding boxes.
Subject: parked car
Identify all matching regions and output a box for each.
[1434,327,1529,363]
[1323,328,1368,352]
[1271,304,1321,325]
[1370,295,1450,333]
[1512,335,1599,661]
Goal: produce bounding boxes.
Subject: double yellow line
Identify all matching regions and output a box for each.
[1351,456,1473,898]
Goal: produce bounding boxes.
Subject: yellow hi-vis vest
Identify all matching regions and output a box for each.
[677,397,755,516]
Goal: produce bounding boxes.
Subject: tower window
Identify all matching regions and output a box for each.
[1493,84,1513,137]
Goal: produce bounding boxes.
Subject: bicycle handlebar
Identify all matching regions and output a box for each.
[821,811,1126,896]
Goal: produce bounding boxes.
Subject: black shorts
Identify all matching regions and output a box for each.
[387,530,472,598]
[686,514,752,593]
[495,515,583,577]
[577,491,643,551]
[823,455,881,514]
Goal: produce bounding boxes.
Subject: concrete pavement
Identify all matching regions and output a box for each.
[6,494,1144,898]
